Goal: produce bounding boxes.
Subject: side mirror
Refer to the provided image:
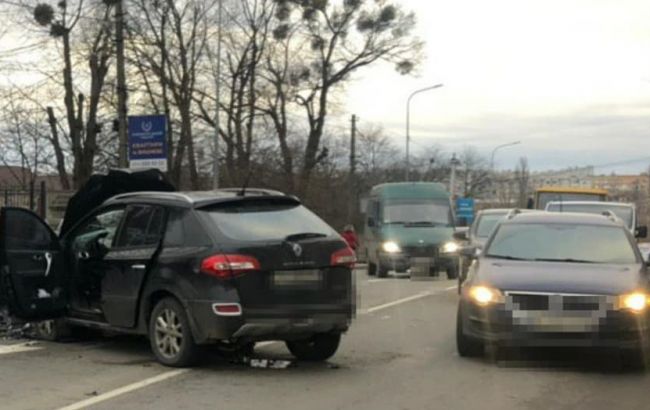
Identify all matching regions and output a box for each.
[367,217,376,228]
[636,226,648,239]
[461,246,479,258]
[453,230,468,241]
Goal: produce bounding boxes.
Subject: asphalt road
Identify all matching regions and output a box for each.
[2,269,650,410]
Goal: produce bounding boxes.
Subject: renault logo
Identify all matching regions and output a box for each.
[290,242,303,257]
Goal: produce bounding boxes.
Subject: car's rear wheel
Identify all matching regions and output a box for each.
[456,306,484,357]
[149,297,199,367]
[286,333,341,361]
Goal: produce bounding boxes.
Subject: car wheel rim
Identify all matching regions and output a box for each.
[154,308,183,359]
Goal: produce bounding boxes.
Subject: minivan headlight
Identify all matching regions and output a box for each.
[442,241,460,254]
[620,293,648,313]
[382,241,401,253]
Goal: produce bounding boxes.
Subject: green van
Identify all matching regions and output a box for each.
[363,182,459,278]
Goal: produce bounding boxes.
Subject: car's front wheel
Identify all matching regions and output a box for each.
[149,297,200,367]
[286,333,341,361]
[456,306,484,357]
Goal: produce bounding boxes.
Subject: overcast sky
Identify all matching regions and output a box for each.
[344,0,650,173]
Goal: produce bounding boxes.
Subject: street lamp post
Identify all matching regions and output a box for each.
[490,141,521,170]
[406,84,444,181]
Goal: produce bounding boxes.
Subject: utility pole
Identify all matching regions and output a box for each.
[115,0,128,169]
[449,153,461,200]
[348,114,357,221]
[212,0,223,189]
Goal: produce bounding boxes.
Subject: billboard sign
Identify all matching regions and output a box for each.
[128,115,167,171]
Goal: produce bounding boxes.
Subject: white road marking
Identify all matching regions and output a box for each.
[367,279,387,283]
[56,369,189,410]
[445,285,457,291]
[0,342,42,355]
[364,292,434,314]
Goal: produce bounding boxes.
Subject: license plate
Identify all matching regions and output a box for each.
[522,315,595,332]
[272,270,322,288]
[410,258,434,274]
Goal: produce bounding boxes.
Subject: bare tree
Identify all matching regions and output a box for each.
[459,147,490,197]
[514,156,530,208]
[129,0,216,188]
[31,1,114,188]
[269,0,423,197]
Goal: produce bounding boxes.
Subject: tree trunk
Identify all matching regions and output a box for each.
[46,107,71,190]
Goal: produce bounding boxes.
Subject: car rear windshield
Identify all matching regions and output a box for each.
[485,223,638,264]
[201,200,336,242]
[546,203,634,230]
[475,213,508,238]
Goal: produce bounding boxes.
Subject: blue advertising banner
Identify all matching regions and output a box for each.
[128,115,167,171]
[456,197,475,224]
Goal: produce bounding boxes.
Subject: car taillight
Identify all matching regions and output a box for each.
[200,254,261,278]
[331,247,356,268]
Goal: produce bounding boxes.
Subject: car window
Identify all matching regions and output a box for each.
[3,209,54,250]
[163,209,211,247]
[486,223,638,264]
[475,213,508,238]
[115,206,164,248]
[71,208,125,252]
[201,201,336,242]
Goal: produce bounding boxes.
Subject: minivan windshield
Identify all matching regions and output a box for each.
[546,203,634,230]
[202,201,336,242]
[485,223,638,264]
[382,200,452,226]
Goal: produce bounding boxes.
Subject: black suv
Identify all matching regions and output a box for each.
[0,190,355,367]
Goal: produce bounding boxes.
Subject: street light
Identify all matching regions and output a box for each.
[490,141,521,170]
[406,84,444,181]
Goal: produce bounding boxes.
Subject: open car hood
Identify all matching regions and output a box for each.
[59,169,175,236]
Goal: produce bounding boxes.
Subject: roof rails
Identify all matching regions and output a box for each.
[506,209,523,220]
[110,191,194,203]
[601,210,621,224]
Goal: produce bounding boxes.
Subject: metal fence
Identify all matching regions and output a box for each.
[1,182,47,217]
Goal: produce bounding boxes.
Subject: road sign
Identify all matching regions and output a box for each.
[128,115,167,171]
[456,197,475,224]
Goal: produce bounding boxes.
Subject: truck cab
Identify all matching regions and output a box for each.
[363,182,459,278]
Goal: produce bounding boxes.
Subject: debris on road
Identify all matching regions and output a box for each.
[248,359,293,369]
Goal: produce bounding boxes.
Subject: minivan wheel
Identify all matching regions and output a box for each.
[149,298,199,367]
[367,262,377,276]
[286,333,341,362]
[376,264,388,278]
[456,306,484,357]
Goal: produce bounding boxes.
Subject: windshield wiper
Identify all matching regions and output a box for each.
[485,254,531,261]
[533,258,597,264]
[285,232,328,242]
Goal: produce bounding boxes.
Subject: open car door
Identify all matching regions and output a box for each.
[0,207,67,321]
